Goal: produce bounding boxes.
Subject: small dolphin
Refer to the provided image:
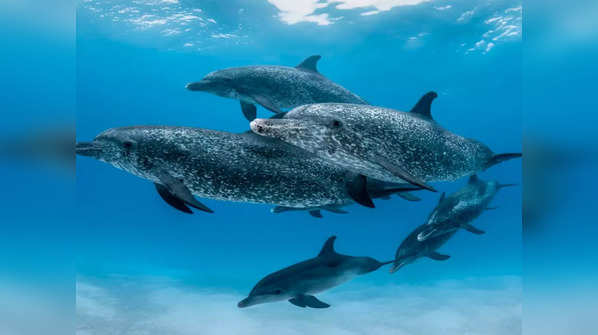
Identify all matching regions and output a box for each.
[416,174,518,242]
[250,92,521,190]
[272,180,422,218]
[186,55,367,121]
[390,225,456,273]
[238,236,392,308]
[76,126,394,213]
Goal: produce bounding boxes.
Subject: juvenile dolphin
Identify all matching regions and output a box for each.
[238,236,392,308]
[416,174,517,242]
[272,180,422,218]
[250,92,521,190]
[76,126,395,213]
[390,225,456,273]
[186,55,367,121]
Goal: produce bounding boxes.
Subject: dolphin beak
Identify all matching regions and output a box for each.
[186,79,210,91]
[250,118,309,138]
[75,141,101,158]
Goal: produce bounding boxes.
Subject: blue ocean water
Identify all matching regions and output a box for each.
[73,1,522,333]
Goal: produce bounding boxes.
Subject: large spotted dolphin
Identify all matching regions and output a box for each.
[250,92,521,191]
[186,55,367,121]
[238,236,392,309]
[75,126,415,213]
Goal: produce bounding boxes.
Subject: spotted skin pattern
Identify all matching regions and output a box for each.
[251,103,495,184]
[78,126,378,209]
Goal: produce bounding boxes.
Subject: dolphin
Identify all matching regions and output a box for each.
[272,180,422,218]
[250,92,521,191]
[186,55,368,121]
[238,236,392,308]
[76,126,403,213]
[390,225,456,273]
[416,174,518,242]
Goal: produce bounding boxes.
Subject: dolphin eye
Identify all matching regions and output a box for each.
[123,141,134,150]
[273,289,282,295]
[331,120,342,128]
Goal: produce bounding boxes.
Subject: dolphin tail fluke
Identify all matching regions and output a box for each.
[485,153,522,170]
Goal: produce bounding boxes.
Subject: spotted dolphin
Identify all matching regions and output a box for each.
[238,236,392,309]
[416,174,518,242]
[76,126,396,213]
[250,92,521,191]
[186,55,367,121]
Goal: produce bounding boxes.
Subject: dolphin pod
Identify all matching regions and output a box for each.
[186,55,368,121]
[76,55,521,309]
[249,92,521,191]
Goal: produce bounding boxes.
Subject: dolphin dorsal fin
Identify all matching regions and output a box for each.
[318,236,337,257]
[468,174,479,185]
[296,55,321,73]
[409,91,438,120]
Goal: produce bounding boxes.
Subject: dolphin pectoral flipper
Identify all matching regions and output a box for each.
[240,101,257,121]
[252,95,283,114]
[346,174,375,208]
[372,155,437,192]
[309,210,323,218]
[289,294,330,309]
[155,183,193,214]
[427,252,450,261]
[460,223,485,235]
[157,172,214,213]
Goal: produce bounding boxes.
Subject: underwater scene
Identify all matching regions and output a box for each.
[75,0,522,333]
